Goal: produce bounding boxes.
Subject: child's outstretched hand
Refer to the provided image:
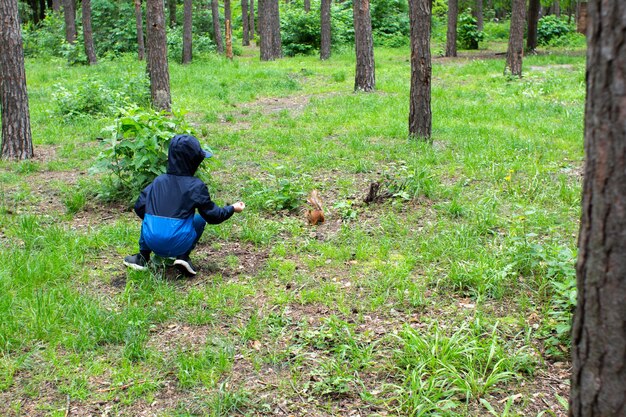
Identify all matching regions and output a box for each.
[233,202,245,213]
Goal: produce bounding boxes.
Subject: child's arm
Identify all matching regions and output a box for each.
[133,184,152,219]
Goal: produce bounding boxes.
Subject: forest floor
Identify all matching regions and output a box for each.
[0,44,585,416]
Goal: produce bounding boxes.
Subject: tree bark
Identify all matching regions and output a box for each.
[211,0,224,53]
[182,0,192,63]
[249,0,255,40]
[527,0,540,51]
[353,0,375,91]
[304,0,310,12]
[258,0,281,60]
[82,0,97,65]
[408,0,431,140]
[0,0,33,159]
[571,1,626,413]
[146,0,171,111]
[320,0,331,60]
[242,0,250,45]
[225,18,233,59]
[474,0,483,31]
[52,0,60,13]
[169,0,177,27]
[134,0,145,60]
[62,0,77,43]
[445,0,458,57]
[224,0,232,41]
[504,0,525,77]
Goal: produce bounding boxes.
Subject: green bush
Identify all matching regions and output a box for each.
[482,20,510,41]
[90,106,195,201]
[537,15,572,46]
[167,26,217,60]
[281,7,320,56]
[457,12,484,49]
[22,13,66,58]
[371,0,409,47]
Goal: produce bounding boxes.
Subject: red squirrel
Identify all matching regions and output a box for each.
[306,190,325,225]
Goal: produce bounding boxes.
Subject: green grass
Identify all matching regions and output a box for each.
[0,43,583,416]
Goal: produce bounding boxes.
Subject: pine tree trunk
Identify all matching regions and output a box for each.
[0,0,33,159]
[225,18,233,59]
[320,0,331,60]
[249,0,255,40]
[258,0,281,60]
[353,0,375,91]
[52,0,60,13]
[304,0,310,12]
[242,0,250,45]
[571,1,626,416]
[445,0,457,57]
[408,0,431,140]
[134,0,145,60]
[527,0,540,51]
[146,0,171,111]
[505,0,525,77]
[62,0,76,43]
[211,0,224,53]
[474,0,483,31]
[169,0,177,27]
[182,0,192,63]
[554,0,560,17]
[82,0,97,65]
[224,0,232,41]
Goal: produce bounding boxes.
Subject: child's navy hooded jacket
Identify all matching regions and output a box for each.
[134,134,234,257]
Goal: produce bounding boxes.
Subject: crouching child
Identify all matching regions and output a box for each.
[124,134,245,276]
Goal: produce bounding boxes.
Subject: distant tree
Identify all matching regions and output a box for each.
[408,0,431,140]
[446,0,458,57]
[474,0,483,31]
[320,0,331,60]
[169,0,177,27]
[304,0,310,12]
[146,0,171,111]
[527,0,540,51]
[211,0,224,53]
[52,0,60,13]
[258,0,281,60]
[182,0,192,63]
[505,0,525,77]
[62,0,77,43]
[225,0,232,41]
[0,0,33,159]
[82,0,97,65]
[571,1,626,416]
[353,0,375,91]
[134,0,146,60]
[249,0,255,39]
[242,0,250,45]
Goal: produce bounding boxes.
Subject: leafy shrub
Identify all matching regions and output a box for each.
[281,7,320,56]
[22,13,66,58]
[90,106,195,201]
[91,0,138,56]
[371,0,409,47]
[167,26,217,60]
[457,12,484,49]
[482,20,510,41]
[537,15,572,46]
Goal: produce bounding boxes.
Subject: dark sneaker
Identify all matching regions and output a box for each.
[123,253,149,271]
[173,255,197,276]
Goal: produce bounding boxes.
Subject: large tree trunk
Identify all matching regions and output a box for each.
[82,0,97,65]
[242,0,250,45]
[570,1,626,414]
[249,0,255,40]
[134,0,145,60]
[408,0,431,140]
[146,0,171,111]
[353,0,375,91]
[182,0,192,63]
[62,0,77,43]
[211,0,224,53]
[169,0,176,27]
[258,0,281,60]
[445,0,457,57]
[0,0,33,159]
[504,0,525,77]
[320,0,331,60]
[527,0,540,51]
[474,0,483,31]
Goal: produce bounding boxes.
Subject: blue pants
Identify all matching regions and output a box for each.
[139,214,206,257]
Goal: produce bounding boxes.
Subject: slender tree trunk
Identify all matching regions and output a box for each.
[249,0,255,40]
[527,0,540,51]
[571,1,626,415]
[474,0,483,31]
[554,0,560,17]
[52,0,60,13]
[320,0,331,60]
[224,0,232,41]
[135,0,146,60]
[225,18,233,59]
[304,0,310,12]
[62,0,77,43]
[504,0,525,77]
[353,0,375,91]
[0,0,33,159]
[577,2,588,34]
[258,0,281,60]
[211,0,224,53]
[242,0,250,45]
[182,0,192,63]
[408,0,431,140]
[82,0,97,65]
[445,0,458,57]
[146,0,172,111]
[169,0,177,27]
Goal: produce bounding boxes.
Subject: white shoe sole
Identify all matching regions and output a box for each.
[123,260,148,271]
[173,259,197,275]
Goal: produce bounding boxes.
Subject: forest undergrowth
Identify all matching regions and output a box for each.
[0,45,584,416]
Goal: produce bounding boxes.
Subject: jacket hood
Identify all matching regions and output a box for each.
[167,134,210,176]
